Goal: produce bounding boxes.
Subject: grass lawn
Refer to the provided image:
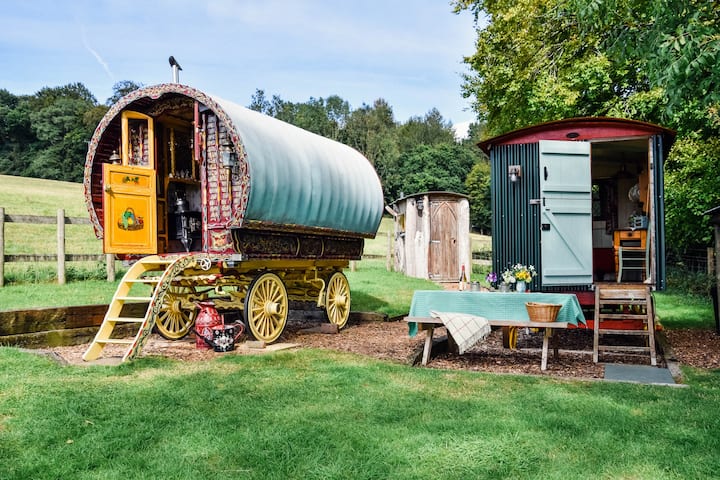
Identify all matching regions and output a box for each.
[1,347,720,479]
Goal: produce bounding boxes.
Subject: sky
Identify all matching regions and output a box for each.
[0,0,480,137]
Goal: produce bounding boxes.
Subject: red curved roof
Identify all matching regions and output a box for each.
[478,117,676,154]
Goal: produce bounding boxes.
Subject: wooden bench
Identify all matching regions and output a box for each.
[405,317,569,371]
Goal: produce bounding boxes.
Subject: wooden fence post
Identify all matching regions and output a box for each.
[0,207,4,287]
[106,253,115,282]
[386,231,392,272]
[57,209,66,285]
[708,247,715,276]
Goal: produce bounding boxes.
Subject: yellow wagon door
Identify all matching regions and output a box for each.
[103,111,157,254]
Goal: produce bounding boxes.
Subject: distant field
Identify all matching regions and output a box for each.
[0,174,90,216]
[0,175,102,259]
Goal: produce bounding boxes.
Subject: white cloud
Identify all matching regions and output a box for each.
[453,121,471,141]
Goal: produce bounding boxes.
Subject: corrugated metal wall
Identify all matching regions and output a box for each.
[652,134,669,290]
[490,143,541,290]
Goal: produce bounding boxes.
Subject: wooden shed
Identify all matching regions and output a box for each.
[389,192,470,282]
[479,117,675,296]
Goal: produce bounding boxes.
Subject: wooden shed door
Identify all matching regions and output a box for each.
[429,200,459,281]
[539,140,593,285]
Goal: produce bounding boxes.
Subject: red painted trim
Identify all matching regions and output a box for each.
[478,117,675,154]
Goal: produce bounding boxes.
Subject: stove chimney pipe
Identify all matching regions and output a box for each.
[169,56,182,83]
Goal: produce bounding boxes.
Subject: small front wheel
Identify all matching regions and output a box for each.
[244,272,288,343]
[325,272,351,328]
[156,285,197,339]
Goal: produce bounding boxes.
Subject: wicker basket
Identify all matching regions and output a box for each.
[525,302,562,323]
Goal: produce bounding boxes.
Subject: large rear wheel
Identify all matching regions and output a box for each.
[325,272,350,328]
[244,272,288,343]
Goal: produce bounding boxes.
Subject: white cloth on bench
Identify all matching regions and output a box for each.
[430,310,491,354]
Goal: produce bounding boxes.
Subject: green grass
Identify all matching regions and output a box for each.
[654,292,715,329]
[1,347,720,479]
[346,259,441,317]
[0,174,90,217]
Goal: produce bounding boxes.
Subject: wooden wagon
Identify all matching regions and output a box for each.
[82,83,383,361]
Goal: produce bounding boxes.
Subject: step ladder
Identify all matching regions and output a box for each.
[593,283,657,366]
[83,255,182,363]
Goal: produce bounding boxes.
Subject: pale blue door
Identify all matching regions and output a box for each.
[539,140,593,285]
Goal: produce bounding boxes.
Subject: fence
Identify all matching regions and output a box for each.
[0,207,115,287]
[666,248,715,275]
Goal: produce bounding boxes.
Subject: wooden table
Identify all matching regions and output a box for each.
[405,316,569,370]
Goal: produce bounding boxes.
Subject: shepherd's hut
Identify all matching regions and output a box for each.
[389,192,470,282]
[479,117,675,301]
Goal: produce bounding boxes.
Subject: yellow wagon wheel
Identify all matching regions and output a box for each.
[156,285,198,339]
[325,272,351,328]
[244,272,288,343]
[502,326,519,350]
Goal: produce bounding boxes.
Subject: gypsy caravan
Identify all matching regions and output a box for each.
[83,83,383,361]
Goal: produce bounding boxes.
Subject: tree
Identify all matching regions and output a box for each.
[106,80,142,106]
[386,143,479,201]
[341,99,400,201]
[396,108,455,152]
[664,135,720,254]
[571,0,720,135]
[452,0,662,136]
[249,89,271,113]
[465,159,492,233]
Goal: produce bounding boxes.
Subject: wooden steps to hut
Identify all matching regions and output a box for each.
[593,283,657,366]
[82,255,177,363]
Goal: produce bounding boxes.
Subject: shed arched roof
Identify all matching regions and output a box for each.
[478,117,676,154]
[84,84,383,238]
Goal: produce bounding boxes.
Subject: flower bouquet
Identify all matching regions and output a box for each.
[502,263,537,291]
[485,271,498,289]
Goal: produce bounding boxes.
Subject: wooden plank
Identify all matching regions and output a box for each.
[57,209,65,285]
[598,313,648,321]
[598,328,650,335]
[598,345,650,353]
[596,299,647,305]
[3,214,91,225]
[0,207,4,288]
[4,254,106,262]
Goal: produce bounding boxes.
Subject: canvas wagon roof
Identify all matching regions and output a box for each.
[84,84,383,238]
[478,117,676,154]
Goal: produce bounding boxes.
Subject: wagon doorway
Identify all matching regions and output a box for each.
[102,111,158,254]
[428,200,460,281]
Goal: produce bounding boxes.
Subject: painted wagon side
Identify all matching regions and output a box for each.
[83,83,383,361]
[479,117,675,297]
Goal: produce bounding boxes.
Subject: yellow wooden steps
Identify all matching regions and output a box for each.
[83,255,179,363]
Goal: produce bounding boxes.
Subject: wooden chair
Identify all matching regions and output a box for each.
[617,240,649,283]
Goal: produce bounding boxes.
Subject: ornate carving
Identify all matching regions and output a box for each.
[231,229,363,260]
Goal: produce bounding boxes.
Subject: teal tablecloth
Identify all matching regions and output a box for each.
[407,291,586,337]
